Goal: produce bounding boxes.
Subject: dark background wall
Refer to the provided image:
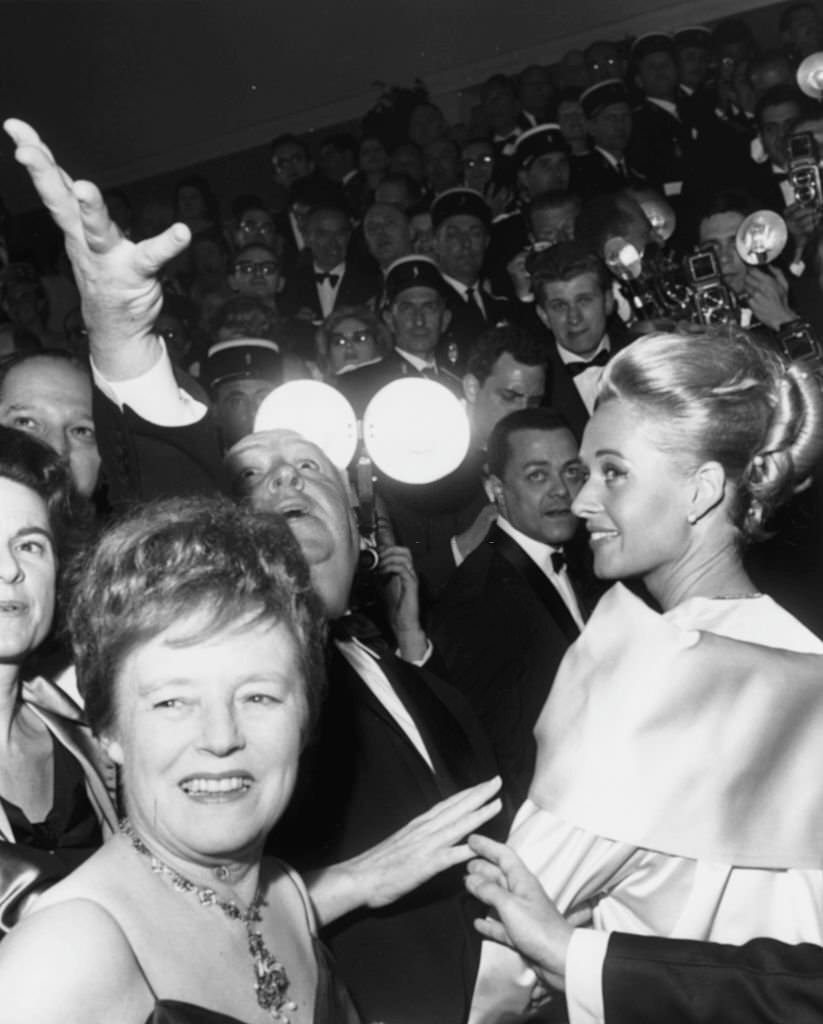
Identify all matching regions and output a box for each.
[0,0,791,231]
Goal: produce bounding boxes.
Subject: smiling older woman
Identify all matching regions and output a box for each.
[0,496,363,1024]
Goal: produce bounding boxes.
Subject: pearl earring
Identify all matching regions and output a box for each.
[687,512,698,525]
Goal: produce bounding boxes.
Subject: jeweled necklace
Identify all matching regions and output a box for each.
[119,819,297,1023]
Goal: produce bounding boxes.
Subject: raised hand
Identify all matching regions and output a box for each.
[4,118,191,379]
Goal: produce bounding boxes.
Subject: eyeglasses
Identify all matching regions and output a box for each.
[233,261,279,276]
[272,153,307,170]
[329,329,374,347]
[238,220,274,235]
[462,154,494,168]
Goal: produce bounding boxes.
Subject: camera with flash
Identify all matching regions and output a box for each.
[684,246,739,326]
[788,131,823,211]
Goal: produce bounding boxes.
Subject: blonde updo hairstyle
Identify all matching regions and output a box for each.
[596,331,823,541]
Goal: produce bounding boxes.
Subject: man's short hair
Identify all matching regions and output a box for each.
[694,188,758,228]
[320,133,358,158]
[526,190,581,231]
[487,407,573,478]
[271,133,310,158]
[574,192,644,258]
[754,84,807,126]
[530,240,610,302]
[465,323,548,385]
[779,2,817,34]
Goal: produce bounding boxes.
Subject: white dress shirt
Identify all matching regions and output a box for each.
[334,636,434,771]
[440,271,487,318]
[495,517,584,629]
[557,336,611,416]
[314,261,345,318]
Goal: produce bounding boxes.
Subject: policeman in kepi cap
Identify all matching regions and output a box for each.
[573,80,647,198]
[202,337,285,450]
[334,255,463,417]
[487,125,574,298]
[430,187,515,373]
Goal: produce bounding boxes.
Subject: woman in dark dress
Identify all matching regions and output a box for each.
[0,425,116,932]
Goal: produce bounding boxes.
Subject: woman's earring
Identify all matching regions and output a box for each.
[687,512,698,525]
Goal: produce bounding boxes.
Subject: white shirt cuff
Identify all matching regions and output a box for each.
[565,929,609,1024]
[451,534,465,567]
[400,637,433,667]
[91,339,208,427]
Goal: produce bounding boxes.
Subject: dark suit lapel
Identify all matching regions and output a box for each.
[488,525,580,644]
[378,652,479,798]
[335,636,477,798]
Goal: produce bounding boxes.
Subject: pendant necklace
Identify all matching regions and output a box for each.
[119,819,297,1023]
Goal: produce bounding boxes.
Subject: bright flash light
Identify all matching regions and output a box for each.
[363,378,470,484]
[253,380,358,468]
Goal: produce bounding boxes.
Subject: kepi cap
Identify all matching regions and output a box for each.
[580,79,631,119]
[204,338,282,390]
[384,256,449,303]
[430,187,492,230]
[513,123,570,170]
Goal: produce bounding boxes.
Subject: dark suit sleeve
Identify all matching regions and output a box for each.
[603,932,823,1024]
[93,376,227,509]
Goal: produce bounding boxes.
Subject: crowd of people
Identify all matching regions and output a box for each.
[2,4,823,1024]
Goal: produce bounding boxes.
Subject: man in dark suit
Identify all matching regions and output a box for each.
[226,429,506,1024]
[5,118,508,1024]
[279,201,380,324]
[432,407,591,804]
[573,79,646,199]
[530,240,627,440]
[627,33,696,203]
[465,833,823,1024]
[431,187,514,371]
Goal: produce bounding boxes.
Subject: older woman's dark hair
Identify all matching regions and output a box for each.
[598,331,823,539]
[69,496,327,740]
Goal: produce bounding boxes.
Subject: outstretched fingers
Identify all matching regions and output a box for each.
[4,119,81,235]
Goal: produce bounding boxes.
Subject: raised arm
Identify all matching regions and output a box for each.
[4,119,190,381]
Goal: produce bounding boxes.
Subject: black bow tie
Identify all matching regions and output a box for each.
[329,613,390,654]
[565,349,610,377]
[550,550,566,573]
[315,271,340,286]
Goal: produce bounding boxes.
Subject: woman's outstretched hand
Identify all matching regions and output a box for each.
[307,776,503,925]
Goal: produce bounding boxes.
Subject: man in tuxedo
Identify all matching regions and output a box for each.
[334,254,462,417]
[432,407,591,804]
[573,79,646,199]
[431,187,513,372]
[279,201,380,324]
[4,119,506,1024]
[225,428,505,1024]
[744,84,809,211]
[531,241,624,440]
